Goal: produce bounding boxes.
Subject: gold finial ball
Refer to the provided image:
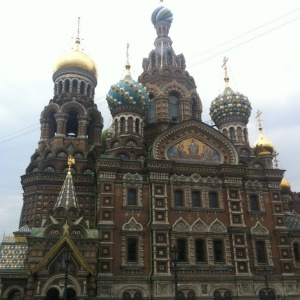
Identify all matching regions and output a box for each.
[280,178,291,193]
[53,47,98,79]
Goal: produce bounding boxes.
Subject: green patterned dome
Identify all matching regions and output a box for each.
[210,86,252,125]
[151,5,173,25]
[106,67,149,111]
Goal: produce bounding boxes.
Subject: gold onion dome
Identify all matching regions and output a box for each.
[280,178,291,192]
[53,37,98,79]
[253,132,274,156]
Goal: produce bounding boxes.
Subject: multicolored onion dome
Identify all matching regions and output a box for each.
[253,132,274,156]
[106,67,149,111]
[210,86,252,125]
[151,6,173,25]
[53,38,98,79]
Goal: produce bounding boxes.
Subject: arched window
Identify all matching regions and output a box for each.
[120,117,126,133]
[293,242,300,262]
[191,99,197,119]
[46,288,60,300]
[229,127,236,141]
[65,79,70,92]
[167,51,172,65]
[169,95,179,122]
[151,53,156,68]
[58,81,63,93]
[72,80,78,93]
[48,111,57,139]
[209,192,218,208]
[80,81,85,94]
[66,110,78,137]
[87,84,91,97]
[127,117,133,133]
[123,292,131,300]
[135,119,140,134]
[148,97,156,123]
[244,128,248,142]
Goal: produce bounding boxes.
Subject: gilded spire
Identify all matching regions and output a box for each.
[222,57,230,87]
[125,43,131,76]
[54,155,78,209]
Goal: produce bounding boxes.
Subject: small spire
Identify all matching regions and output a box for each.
[273,150,279,168]
[160,0,164,4]
[222,57,230,87]
[125,43,131,76]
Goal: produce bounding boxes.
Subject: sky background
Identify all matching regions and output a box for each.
[0,0,299,236]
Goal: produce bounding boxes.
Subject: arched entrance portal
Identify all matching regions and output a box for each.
[46,288,60,300]
[67,287,77,300]
[8,290,22,300]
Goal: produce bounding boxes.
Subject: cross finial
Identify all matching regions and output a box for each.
[126,43,130,64]
[77,17,80,39]
[222,57,229,87]
[125,43,131,76]
[273,150,279,168]
[160,0,163,3]
[256,109,263,131]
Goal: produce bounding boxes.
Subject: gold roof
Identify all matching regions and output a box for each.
[53,37,98,78]
[253,131,274,156]
[281,178,291,192]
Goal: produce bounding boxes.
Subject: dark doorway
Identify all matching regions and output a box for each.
[46,288,60,300]
[67,288,77,300]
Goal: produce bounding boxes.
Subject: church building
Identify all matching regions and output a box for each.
[1,2,299,300]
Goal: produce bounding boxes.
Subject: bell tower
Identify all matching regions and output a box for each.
[19,20,103,229]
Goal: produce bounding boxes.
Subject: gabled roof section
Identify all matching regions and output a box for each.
[30,230,95,275]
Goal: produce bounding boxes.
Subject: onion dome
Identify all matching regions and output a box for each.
[281,178,291,193]
[151,4,173,25]
[253,110,274,156]
[253,131,274,156]
[210,87,251,126]
[209,59,251,127]
[106,62,149,111]
[53,36,98,79]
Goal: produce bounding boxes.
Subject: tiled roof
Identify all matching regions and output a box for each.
[285,215,300,230]
[0,238,28,274]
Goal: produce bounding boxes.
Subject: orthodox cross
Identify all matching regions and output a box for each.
[126,43,130,64]
[77,17,80,38]
[256,110,263,130]
[222,57,228,77]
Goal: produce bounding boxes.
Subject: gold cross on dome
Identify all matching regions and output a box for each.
[256,110,263,130]
[222,57,228,77]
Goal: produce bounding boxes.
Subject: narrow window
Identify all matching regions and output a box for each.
[80,81,85,94]
[177,239,186,262]
[169,95,179,122]
[250,195,259,211]
[293,243,300,262]
[120,117,126,133]
[58,81,63,93]
[191,99,197,119]
[127,238,137,262]
[148,97,156,123]
[151,53,156,68]
[192,191,200,207]
[65,79,70,92]
[214,240,223,262]
[256,241,266,263]
[209,192,218,208]
[128,189,137,205]
[167,51,172,65]
[175,191,183,206]
[66,110,78,137]
[72,79,78,93]
[229,127,236,141]
[195,239,206,262]
[135,119,140,134]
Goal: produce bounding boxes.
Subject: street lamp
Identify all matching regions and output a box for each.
[170,244,179,300]
[64,246,72,300]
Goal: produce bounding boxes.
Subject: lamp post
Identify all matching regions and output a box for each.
[64,246,72,300]
[170,244,179,300]
[262,267,270,300]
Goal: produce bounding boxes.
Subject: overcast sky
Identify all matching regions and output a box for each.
[1,0,299,236]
